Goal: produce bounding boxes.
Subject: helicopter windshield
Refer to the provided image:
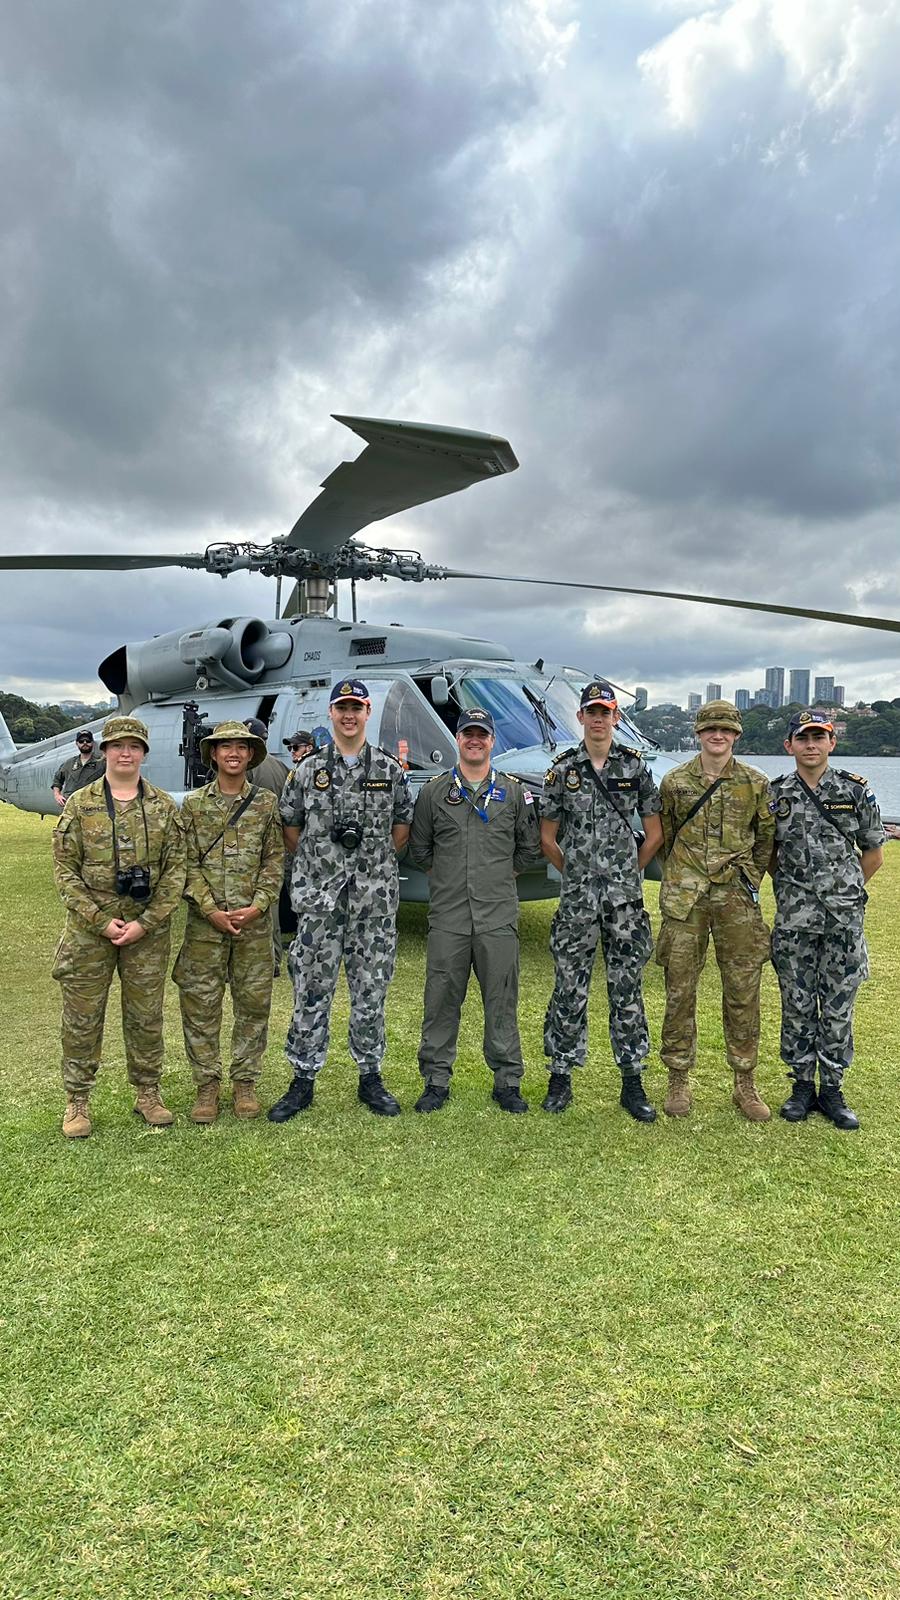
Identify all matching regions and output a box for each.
[455,671,653,756]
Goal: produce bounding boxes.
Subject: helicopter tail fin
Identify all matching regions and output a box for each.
[0,713,15,763]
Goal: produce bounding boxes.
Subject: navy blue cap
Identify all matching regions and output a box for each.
[330,679,370,705]
[457,708,495,735]
[244,717,269,739]
[75,730,94,741]
[787,708,834,737]
[580,680,617,711]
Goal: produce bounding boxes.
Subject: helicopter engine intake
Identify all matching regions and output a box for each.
[99,617,293,706]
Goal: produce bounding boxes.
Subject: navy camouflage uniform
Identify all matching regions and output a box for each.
[770,768,884,1088]
[280,743,414,1079]
[542,743,660,1079]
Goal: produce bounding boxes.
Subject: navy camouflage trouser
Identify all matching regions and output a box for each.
[771,911,868,1087]
[285,886,397,1078]
[544,898,653,1075]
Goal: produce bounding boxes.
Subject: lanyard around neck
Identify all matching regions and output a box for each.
[452,765,497,824]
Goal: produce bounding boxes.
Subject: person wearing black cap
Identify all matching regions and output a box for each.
[283,730,315,764]
[541,680,663,1120]
[407,706,542,1113]
[269,679,414,1120]
[52,729,106,808]
[768,709,884,1130]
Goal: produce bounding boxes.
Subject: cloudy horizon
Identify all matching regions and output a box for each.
[3,0,899,712]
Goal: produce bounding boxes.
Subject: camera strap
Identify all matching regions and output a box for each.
[103,777,150,878]
[328,742,371,831]
[198,786,261,864]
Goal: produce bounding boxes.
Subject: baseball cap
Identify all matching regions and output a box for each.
[244,717,269,740]
[330,679,370,705]
[283,729,313,748]
[76,730,94,742]
[580,680,618,711]
[456,708,495,735]
[787,708,834,737]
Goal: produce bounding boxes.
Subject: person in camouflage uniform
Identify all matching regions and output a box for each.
[174,721,284,1123]
[51,715,186,1137]
[408,707,542,1114]
[541,680,663,1120]
[269,678,413,1121]
[769,708,884,1131]
[52,729,106,807]
[244,716,291,976]
[656,700,775,1120]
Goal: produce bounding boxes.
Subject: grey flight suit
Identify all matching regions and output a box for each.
[408,768,542,1090]
[542,744,660,1079]
[770,768,884,1088]
[279,744,414,1079]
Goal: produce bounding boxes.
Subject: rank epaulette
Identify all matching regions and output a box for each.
[375,746,405,768]
[836,769,867,785]
[549,746,578,767]
[616,744,644,759]
[498,771,520,785]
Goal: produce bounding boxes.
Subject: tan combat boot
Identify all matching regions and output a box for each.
[664,1070,692,1117]
[732,1071,771,1122]
[191,1081,221,1124]
[232,1080,262,1119]
[62,1094,92,1138]
[134,1086,175,1127]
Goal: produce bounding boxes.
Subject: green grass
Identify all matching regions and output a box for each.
[1,805,899,1600]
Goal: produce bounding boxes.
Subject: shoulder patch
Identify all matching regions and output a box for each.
[836,768,867,786]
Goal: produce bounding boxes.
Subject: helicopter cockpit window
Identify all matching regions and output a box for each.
[456,678,580,754]
[379,680,456,770]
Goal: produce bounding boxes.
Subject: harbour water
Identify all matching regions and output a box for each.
[741,754,900,819]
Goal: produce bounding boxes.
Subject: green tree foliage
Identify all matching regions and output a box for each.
[633,699,900,755]
[0,692,108,743]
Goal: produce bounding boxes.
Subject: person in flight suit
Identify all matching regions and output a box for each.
[51,715,185,1136]
[174,721,284,1123]
[269,679,414,1121]
[408,707,542,1113]
[540,680,663,1120]
[769,709,884,1131]
[52,730,106,808]
[656,700,775,1121]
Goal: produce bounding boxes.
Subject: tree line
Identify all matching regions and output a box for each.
[1,692,110,745]
[633,701,900,757]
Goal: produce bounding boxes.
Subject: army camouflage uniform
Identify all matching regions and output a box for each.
[279,743,414,1079]
[542,744,660,1080]
[248,750,291,972]
[53,749,106,799]
[407,767,541,1090]
[175,779,284,1084]
[657,756,774,1076]
[52,776,186,1093]
[770,768,884,1088]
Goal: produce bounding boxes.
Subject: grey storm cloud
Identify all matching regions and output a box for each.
[1,0,899,708]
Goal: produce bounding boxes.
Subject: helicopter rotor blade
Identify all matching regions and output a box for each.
[444,571,900,635]
[286,416,519,554]
[0,553,210,571]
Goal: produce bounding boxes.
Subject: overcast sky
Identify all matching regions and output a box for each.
[2,0,899,710]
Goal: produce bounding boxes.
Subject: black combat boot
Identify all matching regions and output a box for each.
[780,1078,818,1122]
[492,1084,528,1113]
[619,1074,657,1122]
[414,1083,449,1113]
[358,1073,401,1116]
[816,1083,860,1131]
[267,1075,315,1123]
[542,1072,572,1113]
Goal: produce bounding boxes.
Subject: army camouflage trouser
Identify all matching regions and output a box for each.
[771,912,868,1087]
[417,923,524,1090]
[173,914,274,1084]
[285,887,397,1077]
[52,919,171,1093]
[544,899,653,1076]
[655,882,770,1074]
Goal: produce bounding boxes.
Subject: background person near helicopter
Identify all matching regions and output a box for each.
[51,715,186,1138]
[52,729,106,808]
[540,680,663,1121]
[244,716,291,977]
[269,679,413,1122]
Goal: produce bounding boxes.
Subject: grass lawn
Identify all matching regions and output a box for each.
[1,804,899,1600]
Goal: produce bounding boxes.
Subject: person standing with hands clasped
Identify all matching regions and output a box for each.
[769,709,884,1130]
[656,700,774,1120]
[51,716,185,1137]
[175,721,284,1123]
[408,707,541,1113]
[541,680,663,1120]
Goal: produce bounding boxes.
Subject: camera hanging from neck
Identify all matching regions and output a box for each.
[103,777,152,901]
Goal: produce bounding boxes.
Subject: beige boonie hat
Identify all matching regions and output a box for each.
[694,699,742,735]
[200,719,267,770]
[100,715,150,751]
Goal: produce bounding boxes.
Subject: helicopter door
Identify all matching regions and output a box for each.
[375,679,456,770]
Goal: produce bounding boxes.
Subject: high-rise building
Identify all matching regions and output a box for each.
[752,688,773,708]
[687,693,702,713]
[734,689,751,711]
[788,669,810,706]
[705,683,722,703]
[833,685,845,707]
[814,675,835,704]
[765,666,785,708]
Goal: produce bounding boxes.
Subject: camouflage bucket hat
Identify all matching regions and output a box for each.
[100,715,150,751]
[200,719,268,769]
[694,699,742,735]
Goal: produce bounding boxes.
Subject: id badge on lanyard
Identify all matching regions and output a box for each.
[451,766,501,824]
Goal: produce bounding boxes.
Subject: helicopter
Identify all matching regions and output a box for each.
[2,413,898,903]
